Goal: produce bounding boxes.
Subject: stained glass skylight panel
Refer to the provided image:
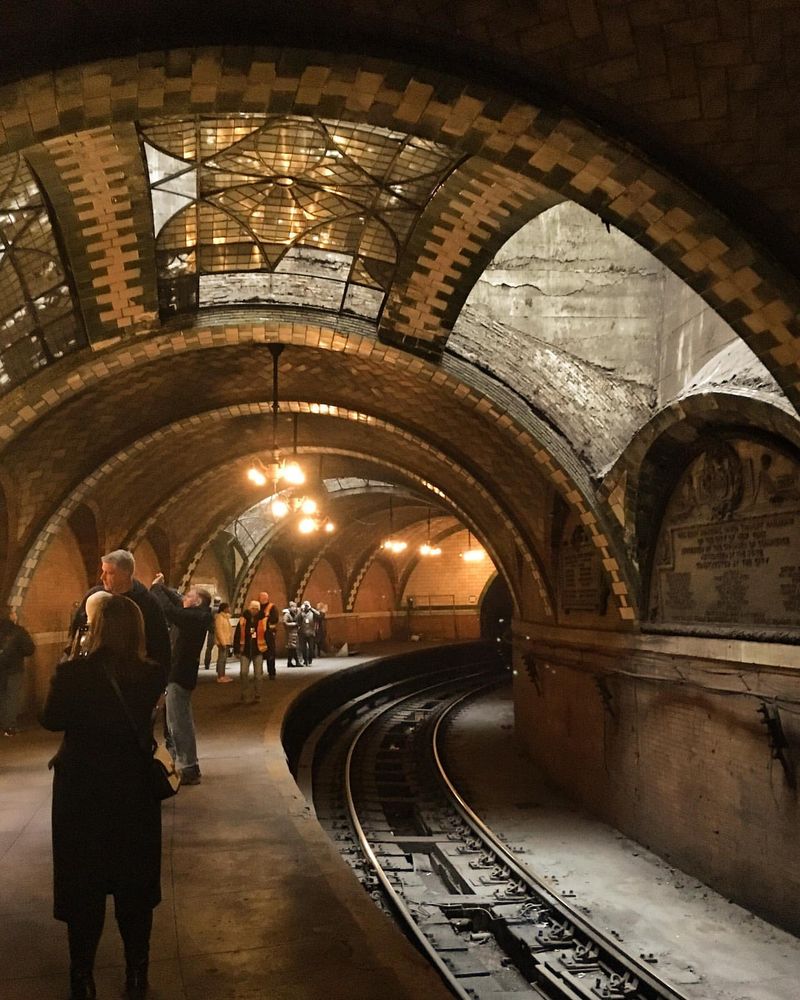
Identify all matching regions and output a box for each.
[140,116,459,320]
[0,153,84,394]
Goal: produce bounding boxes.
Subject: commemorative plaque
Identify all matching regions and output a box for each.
[651,440,800,636]
[560,522,606,613]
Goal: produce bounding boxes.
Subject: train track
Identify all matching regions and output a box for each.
[304,663,688,1000]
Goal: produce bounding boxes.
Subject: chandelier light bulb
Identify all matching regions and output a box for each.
[271,498,290,519]
[420,543,441,556]
[324,521,335,533]
[247,466,267,487]
[462,548,484,562]
[383,539,407,554]
[298,517,318,534]
[300,497,318,515]
[283,461,305,486]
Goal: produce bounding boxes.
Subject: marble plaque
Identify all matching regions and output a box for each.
[560,523,604,612]
[652,440,800,634]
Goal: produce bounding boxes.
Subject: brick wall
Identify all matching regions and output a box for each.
[352,560,395,613]
[19,526,87,711]
[514,625,800,933]
[301,558,343,613]
[403,529,493,607]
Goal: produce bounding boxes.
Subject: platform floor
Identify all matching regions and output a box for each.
[2,648,799,1000]
[0,647,453,1000]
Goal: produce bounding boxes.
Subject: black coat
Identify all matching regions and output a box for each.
[40,650,167,920]
[150,583,213,690]
[73,581,171,673]
[0,620,35,674]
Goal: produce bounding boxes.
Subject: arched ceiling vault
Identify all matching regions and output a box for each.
[1,326,635,617]
[0,35,797,629]
[11,412,545,618]
[0,48,796,408]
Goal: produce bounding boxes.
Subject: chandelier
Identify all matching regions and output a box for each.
[461,529,485,562]
[246,344,334,534]
[381,494,407,554]
[418,508,441,556]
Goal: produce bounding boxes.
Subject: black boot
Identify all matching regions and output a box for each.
[125,960,149,997]
[68,967,96,999]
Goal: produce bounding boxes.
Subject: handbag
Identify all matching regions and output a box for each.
[104,665,180,800]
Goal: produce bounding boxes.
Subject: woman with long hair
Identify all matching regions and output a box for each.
[41,595,167,999]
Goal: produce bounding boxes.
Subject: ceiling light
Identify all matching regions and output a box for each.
[419,543,441,557]
[245,346,330,534]
[419,509,441,556]
[461,530,485,562]
[381,495,408,554]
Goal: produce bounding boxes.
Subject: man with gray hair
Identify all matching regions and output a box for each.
[71,549,171,674]
[150,573,213,785]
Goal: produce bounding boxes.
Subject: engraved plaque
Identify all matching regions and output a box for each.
[560,523,604,613]
[652,440,800,636]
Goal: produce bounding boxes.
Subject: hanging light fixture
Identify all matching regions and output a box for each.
[382,494,407,554]
[246,345,334,534]
[461,529,484,562]
[419,508,441,556]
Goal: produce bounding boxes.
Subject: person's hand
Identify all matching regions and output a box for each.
[152,572,165,586]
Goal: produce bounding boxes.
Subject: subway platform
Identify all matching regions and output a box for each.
[2,645,799,1000]
[0,645,453,1000]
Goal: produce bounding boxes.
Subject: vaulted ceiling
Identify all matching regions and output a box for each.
[0,3,798,622]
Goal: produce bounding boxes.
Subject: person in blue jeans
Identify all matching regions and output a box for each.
[149,573,212,785]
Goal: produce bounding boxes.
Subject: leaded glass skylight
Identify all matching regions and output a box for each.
[139,116,459,320]
[0,154,84,394]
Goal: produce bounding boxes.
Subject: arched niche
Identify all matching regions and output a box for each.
[645,434,800,642]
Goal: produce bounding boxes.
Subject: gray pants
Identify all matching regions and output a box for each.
[215,643,229,678]
[239,654,263,701]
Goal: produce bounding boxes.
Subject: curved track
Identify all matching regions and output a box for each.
[308,665,689,1000]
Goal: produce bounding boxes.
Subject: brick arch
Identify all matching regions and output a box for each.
[351,557,398,614]
[300,556,344,613]
[0,321,634,619]
[66,503,101,589]
[15,396,539,619]
[605,392,800,539]
[396,521,463,598]
[0,47,796,410]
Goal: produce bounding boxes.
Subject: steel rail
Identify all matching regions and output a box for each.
[311,667,691,999]
[430,688,689,1000]
[342,670,499,1000]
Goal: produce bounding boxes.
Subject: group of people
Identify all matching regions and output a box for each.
[281,600,327,668]
[201,595,329,702]
[31,548,333,999]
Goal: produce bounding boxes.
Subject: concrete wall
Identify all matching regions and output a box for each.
[466,199,748,399]
[656,270,738,404]
[465,202,664,387]
[513,625,800,934]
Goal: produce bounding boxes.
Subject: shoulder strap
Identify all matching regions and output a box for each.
[103,663,153,756]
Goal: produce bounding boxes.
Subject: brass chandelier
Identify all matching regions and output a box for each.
[246,344,334,535]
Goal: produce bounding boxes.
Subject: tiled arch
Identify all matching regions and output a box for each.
[0,48,797,408]
[9,403,551,618]
[600,391,800,576]
[0,320,634,618]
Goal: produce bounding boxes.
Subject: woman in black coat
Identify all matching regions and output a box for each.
[41,595,167,1000]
